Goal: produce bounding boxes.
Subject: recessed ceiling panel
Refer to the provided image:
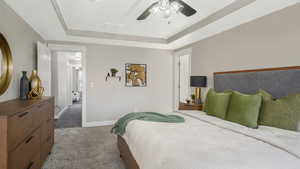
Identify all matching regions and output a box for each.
[4,0,299,49]
[57,0,235,38]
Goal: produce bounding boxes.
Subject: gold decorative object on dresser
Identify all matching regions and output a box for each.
[0,97,54,169]
[28,70,44,99]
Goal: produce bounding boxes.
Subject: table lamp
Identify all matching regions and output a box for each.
[190,76,207,104]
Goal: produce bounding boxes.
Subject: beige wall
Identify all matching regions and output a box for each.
[189,4,300,95]
[0,1,44,102]
[85,44,173,123]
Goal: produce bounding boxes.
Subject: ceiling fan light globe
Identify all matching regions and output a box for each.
[150,5,160,14]
[159,0,170,10]
[137,0,195,20]
[171,1,183,12]
[163,9,172,18]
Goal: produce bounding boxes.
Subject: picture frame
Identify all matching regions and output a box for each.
[125,63,147,87]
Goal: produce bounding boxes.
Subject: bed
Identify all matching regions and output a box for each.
[118,66,300,169]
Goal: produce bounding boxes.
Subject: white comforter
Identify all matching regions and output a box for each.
[122,111,300,169]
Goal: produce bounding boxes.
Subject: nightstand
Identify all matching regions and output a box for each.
[179,102,203,111]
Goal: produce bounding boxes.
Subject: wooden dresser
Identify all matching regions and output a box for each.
[0,97,54,169]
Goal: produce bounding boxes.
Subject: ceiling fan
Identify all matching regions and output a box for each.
[137,0,197,20]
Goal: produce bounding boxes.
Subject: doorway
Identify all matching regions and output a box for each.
[178,55,190,103]
[48,44,86,129]
[174,49,191,110]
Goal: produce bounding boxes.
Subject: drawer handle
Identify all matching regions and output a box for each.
[25,136,34,144]
[25,161,34,169]
[18,112,29,118]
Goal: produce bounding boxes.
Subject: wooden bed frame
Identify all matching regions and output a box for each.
[118,136,140,169]
[117,66,300,169]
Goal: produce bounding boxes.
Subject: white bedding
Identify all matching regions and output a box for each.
[122,111,300,169]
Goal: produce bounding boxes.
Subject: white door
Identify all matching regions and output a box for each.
[37,42,52,96]
[174,49,191,110]
[179,55,190,102]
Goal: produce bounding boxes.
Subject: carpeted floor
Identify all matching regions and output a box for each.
[42,126,126,169]
[55,102,82,129]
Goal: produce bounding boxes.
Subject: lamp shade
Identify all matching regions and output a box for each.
[190,76,207,87]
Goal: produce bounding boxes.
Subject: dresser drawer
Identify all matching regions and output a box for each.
[32,101,54,129]
[45,100,54,121]
[8,109,35,151]
[39,101,54,122]
[24,153,41,169]
[41,120,53,143]
[9,128,41,169]
[41,138,52,163]
[32,106,43,130]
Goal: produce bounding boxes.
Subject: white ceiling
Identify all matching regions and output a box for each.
[58,0,234,39]
[3,0,300,50]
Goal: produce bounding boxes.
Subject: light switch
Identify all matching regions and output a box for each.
[90,82,94,88]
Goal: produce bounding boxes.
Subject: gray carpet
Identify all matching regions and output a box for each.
[55,102,82,129]
[42,126,126,169]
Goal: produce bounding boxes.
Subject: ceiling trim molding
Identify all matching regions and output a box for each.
[167,0,256,43]
[50,0,256,44]
[50,0,167,44]
[48,43,87,52]
[66,29,167,44]
[50,0,68,32]
[174,47,192,56]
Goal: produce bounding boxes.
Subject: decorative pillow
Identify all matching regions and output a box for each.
[204,89,231,119]
[257,89,274,122]
[257,89,274,102]
[259,93,300,131]
[226,91,262,128]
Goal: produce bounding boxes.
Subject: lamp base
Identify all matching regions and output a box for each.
[195,88,202,104]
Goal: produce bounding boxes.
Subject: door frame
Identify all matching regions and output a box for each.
[173,48,192,111]
[37,41,52,96]
[48,43,87,127]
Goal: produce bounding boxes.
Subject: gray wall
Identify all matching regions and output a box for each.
[189,3,300,96]
[48,41,174,123]
[0,1,44,102]
[85,44,173,123]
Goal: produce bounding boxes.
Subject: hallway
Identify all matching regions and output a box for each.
[55,102,82,128]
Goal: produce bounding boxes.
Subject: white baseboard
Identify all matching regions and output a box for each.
[83,120,115,128]
[54,106,69,119]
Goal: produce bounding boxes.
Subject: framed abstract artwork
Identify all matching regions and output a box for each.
[125,64,147,87]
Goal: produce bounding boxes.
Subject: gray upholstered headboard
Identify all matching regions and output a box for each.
[214,66,300,98]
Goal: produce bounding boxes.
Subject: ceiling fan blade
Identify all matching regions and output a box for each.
[137,2,158,20]
[172,0,197,17]
[125,0,146,16]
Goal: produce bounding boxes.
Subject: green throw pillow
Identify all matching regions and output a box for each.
[226,91,262,128]
[257,89,274,102]
[259,93,300,131]
[204,89,232,119]
[257,89,274,122]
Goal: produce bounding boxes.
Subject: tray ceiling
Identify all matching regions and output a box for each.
[3,0,300,49]
[56,0,235,39]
